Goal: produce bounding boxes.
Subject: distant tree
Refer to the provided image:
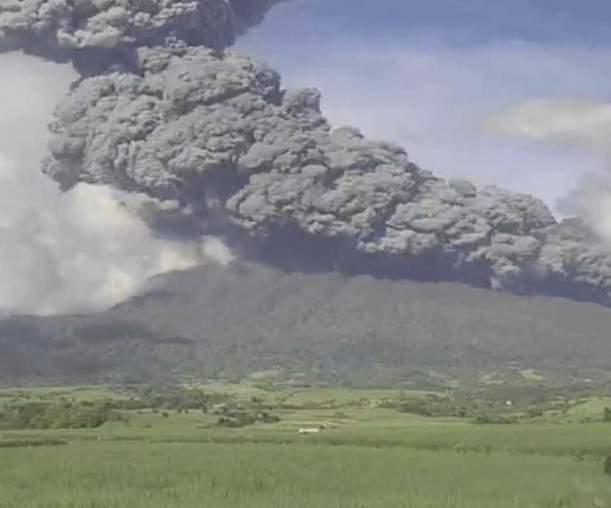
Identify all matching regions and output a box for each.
[603,407,611,422]
[0,402,112,430]
[526,408,544,418]
[473,414,518,425]
[216,410,280,428]
[604,455,611,477]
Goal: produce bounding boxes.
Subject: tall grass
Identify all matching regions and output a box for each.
[0,441,609,508]
[3,397,611,507]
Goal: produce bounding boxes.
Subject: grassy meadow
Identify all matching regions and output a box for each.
[1,383,611,507]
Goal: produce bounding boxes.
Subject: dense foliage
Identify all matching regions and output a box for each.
[0,401,114,430]
[113,387,230,412]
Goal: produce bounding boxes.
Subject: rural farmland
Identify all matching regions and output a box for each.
[1,383,611,507]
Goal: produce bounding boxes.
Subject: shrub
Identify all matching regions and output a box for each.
[396,399,432,417]
[0,402,116,430]
[473,414,518,425]
[0,439,67,448]
[526,408,544,418]
[216,410,280,428]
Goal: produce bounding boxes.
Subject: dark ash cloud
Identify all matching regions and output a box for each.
[3,0,611,309]
[0,0,284,73]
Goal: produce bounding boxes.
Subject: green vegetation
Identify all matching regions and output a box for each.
[472,413,519,425]
[2,382,611,507]
[520,369,545,381]
[2,441,610,508]
[0,400,113,430]
[6,263,611,391]
[605,456,611,478]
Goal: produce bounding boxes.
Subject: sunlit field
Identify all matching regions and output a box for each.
[2,441,610,508]
[1,384,611,507]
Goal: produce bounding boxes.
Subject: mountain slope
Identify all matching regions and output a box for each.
[1,262,611,384]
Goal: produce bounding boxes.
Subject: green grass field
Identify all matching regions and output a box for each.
[2,385,611,507]
[2,441,610,508]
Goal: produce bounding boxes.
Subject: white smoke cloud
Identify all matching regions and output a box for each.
[0,52,231,316]
[488,98,611,154]
[489,97,611,242]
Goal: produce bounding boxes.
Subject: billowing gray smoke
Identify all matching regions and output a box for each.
[0,52,234,316]
[0,0,283,73]
[3,0,611,307]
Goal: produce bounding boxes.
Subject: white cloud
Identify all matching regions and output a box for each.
[0,53,231,316]
[489,97,611,156]
[490,96,611,241]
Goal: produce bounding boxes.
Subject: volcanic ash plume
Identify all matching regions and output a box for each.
[0,0,284,73]
[3,0,611,308]
[0,52,230,315]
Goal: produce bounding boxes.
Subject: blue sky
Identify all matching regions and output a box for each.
[253,0,611,47]
[238,0,611,218]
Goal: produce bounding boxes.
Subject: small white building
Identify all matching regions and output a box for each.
[298,425,324,435]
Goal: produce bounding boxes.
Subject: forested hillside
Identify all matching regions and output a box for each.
[1,261,610,385]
